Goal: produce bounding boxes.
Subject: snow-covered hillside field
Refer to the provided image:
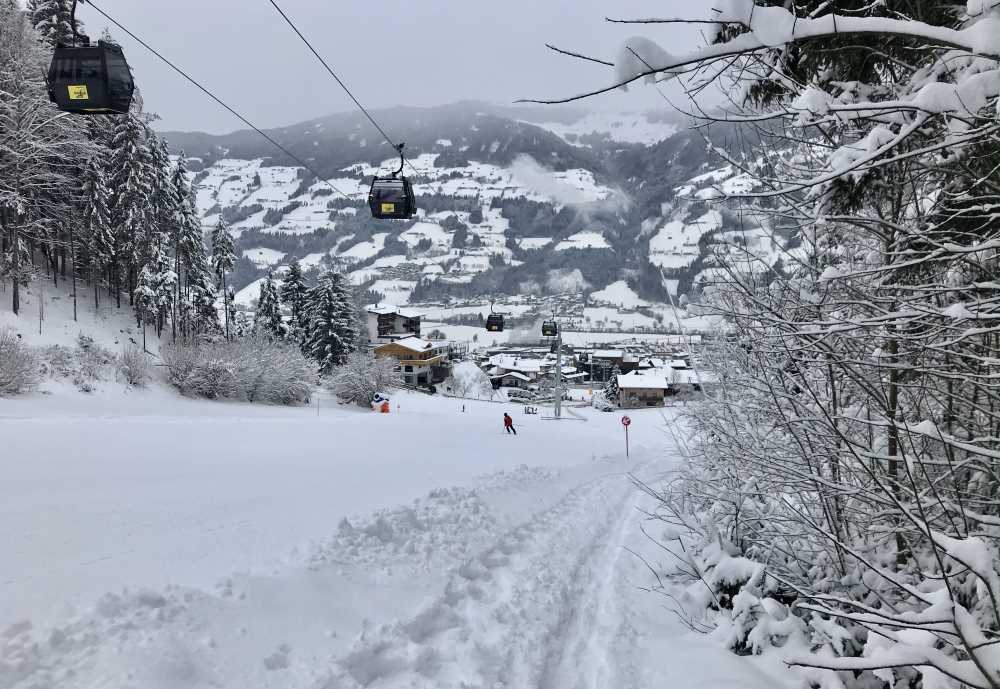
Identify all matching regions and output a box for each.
[0,389,785,688]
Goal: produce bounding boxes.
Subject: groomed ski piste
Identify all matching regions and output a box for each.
[0,386,789,688]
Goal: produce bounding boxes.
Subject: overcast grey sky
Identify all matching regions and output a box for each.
[78,0,698,133]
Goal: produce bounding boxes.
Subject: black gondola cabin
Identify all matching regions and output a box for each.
[541,320,558,337]
[486,314,504,332]
[368,177,415,220]
[47,41,134,115]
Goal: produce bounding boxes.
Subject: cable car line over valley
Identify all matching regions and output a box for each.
[63,0,355,203]
[265,0,420,219]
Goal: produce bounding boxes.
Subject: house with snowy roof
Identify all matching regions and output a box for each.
[365,304,422,343]
[374,337,450,388]
[617,372,671,408]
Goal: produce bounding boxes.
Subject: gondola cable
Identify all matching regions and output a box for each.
[266,1,402,161]
[83,0,355,203]
[265,0,420,178]
[265,0,420,220]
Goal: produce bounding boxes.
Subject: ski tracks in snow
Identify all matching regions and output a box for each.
[324,462,650,689]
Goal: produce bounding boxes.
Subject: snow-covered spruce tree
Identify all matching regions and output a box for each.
[26,0,76,47]
[302,269,358,373]
[133,235,175,337]
[329,350,402,406]
[169,151,218,339]
[210,219,236,340]
[0,2,88,315]
[542,2,1000,687]
[81,153,113,312]
[132,126,176,335]
[253,272,286,339]
[280,258,308,341]
[105,111,151,309]
[602,366,620,404]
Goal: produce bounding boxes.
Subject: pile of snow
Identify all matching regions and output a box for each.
[306,487,500,574]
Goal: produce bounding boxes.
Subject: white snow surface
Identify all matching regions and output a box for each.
[554,230,612,251]
[0,386,786,689]
[591,280,649,308]
[242,247,286,267]
[529,112,679,146]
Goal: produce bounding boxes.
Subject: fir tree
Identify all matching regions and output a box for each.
[106,112,151,308]
[81,154,112,312]
[254,272,286,339]
[133,237,176,336]
[279,258,307,340]
[603,365,621,404]
[302,270,358,373]
[210,219,236,340]
[169,150,217,339]
[27,0,76,48]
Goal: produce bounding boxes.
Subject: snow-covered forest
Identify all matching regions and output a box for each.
[6,0,1000,687]
[0,1,367,400]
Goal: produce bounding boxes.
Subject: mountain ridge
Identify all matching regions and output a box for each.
[166,102,771,307]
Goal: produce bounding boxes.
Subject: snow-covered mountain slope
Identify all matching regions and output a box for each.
[525,111,679,146]
[165,103,771,309]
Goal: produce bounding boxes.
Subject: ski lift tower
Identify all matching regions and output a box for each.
[554,329,563,419]
[542,319,563,419]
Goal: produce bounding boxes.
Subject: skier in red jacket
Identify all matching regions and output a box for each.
[503,413,517,435]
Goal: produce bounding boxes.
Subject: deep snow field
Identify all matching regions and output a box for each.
[1,386,786,688]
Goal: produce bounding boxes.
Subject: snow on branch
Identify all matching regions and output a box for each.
[524,1,1000,105]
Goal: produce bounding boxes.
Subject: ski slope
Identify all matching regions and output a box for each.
[0,389,785,688]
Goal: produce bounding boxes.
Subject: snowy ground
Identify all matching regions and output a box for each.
[1,388,785,688]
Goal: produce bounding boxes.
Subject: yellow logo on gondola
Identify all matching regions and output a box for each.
[381,203,395,213]
[67,84,90,100]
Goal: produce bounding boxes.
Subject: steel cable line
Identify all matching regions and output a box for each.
[265,0,420,177]
[84,0,356,202]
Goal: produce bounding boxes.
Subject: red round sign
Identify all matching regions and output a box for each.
[621,416,631,427]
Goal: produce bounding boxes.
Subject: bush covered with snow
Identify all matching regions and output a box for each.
[449,360,493,398]
[162,336,317,404]
[117,345,150,387]
[329,351,402,406]
[37,334,115,393]
[590,390,614,412]
[0,327,41,395]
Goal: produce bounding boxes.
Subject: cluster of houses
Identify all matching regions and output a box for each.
[477,346,706,408]
[364,304,710,407]
[365,304,454,388]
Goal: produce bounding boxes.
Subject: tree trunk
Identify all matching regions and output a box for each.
[222,272,230,341]
[11,217,20,316]
[69,224,77,322]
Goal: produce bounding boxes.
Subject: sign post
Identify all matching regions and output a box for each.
[621,415,631,458]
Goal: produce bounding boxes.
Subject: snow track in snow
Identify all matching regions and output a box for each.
[326,465,647,688]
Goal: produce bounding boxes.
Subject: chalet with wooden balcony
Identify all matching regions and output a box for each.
[374,337,451,387]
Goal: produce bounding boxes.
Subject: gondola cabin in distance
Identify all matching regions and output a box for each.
[368,177,416,220]
[48,41,135,115]
[486,314,504,332]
